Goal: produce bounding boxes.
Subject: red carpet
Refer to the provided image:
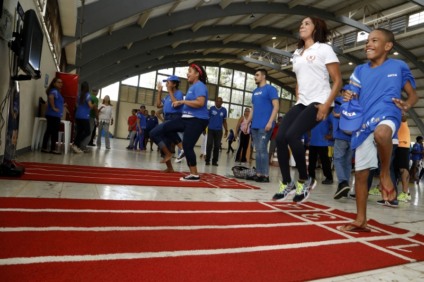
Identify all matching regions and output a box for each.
[13,162,258,189]
[0,197,423,281]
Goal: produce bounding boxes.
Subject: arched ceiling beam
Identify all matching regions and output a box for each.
[411,0,424,7]
[76,0,174,37]
[73,25,294,73]
[78,3,371,64]
[80,41,296,85]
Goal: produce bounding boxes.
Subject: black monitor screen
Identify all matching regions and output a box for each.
[19,9,43,78]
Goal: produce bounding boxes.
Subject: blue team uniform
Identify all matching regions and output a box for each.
[208,106,227,130]
[183,81,209,119]
[251,84,278,129]
[350,59,415,149]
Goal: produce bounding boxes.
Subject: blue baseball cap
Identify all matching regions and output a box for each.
[163,75,180,82]
[339,99,363,134]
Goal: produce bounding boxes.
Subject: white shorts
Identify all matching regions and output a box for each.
[355,120,396,171]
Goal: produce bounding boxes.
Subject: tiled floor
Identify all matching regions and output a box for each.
[1,138,423,281]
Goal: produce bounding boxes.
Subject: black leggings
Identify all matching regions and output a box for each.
[42,115,61,151]
[276,103,320,183]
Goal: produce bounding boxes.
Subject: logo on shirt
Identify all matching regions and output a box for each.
[306,55,316,63]
[387,73,397,77]
[254,91,262,96]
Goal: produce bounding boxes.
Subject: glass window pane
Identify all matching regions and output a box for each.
[139,71,156,89]
[207,100,214,109]
[121,75,139,86]
[101,82,119,101]
[156,74,168,89]
[175,67,188,79]
[158,68,173,75]
[206,66,219,84]
[245,73,256,91]
[218,87,231,103]
[244,91,252,106]
[271,83,282,96]
[232,70,245,89]
[219,68,233,87]
[229,104,242,119]
[231,89,243,104]
[281,88,292,100]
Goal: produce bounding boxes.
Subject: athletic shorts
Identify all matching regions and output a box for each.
[395,147,410,169]
[355,120,396,171]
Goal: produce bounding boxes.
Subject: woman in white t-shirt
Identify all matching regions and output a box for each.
[96,95,114,149]
[273,17,342,203]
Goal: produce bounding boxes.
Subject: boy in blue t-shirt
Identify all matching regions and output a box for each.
[338,28,418,233]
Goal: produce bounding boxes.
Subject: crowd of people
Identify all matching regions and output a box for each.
[40,17,423,234]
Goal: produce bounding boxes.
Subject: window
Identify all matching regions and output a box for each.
[101,82,119,101]
[408,11,424,27]
[229,104,242,119]
[206,66,219,84]
[175,66,188,78]
[244,91,252,106]
[232,70,245,89]
[357,31,369,42]
[156,74,168,89]
[219,68,233,87]
[245,73,256,92]
[231,89,244,104]
[139,71,156,89]
[218,87,231,103]
[158,68,173,75]
[121,75,139,86]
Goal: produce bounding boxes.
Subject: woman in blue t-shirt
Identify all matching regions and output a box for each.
[72,81,94,153]
[41,77,65,154]
[158,64,209,181]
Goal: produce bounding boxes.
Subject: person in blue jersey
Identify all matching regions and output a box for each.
[155,64,209,180]
[150,75,184,172]
[134,105,147,151]
[243,69,279,183]
[72,81,94,153]
[41,77,66,154]
[337,28,418,233]
[273,17,342,203]
[205,97,228,166]
[332,90,354,200]
[307,115,334,184]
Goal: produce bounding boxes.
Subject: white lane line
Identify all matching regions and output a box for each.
[0,235,416,266]
[0,221,349,232]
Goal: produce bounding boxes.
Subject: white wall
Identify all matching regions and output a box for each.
[0,0,59,156]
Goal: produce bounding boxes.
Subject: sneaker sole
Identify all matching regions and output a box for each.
[333,186,350,200]
[272,190,296,201]
[179,177,200,181]
[376,200,399,208]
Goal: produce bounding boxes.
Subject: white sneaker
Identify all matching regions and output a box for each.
[72,144,83,154]
[175,150,185,163]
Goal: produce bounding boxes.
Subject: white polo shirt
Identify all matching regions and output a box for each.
[292,42,339,106]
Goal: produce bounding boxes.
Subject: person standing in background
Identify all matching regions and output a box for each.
[235,108,251,163]
[273,17,342,203]
[126,109,138,150]
[395,115,411,202]
[96,95,114,149]
[41,77,65,154]
[72,81,94,153]
[86,88,99,147]
[243,69,279,183]
[205,97,228,166]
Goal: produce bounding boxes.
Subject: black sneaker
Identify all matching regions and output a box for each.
[272,181,296,201]
[376,199,399,208]
[212,162,218,166]
[333,182,350,200]
[180,174,200,181]
[322,178,333,185]
[255,176,269,183]
[205,162,210,166]
[293,178,317,203]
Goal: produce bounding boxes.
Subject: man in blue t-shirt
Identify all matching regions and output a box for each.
[205,97,228,166]
[410,136,423,183]
[243,69,279,183]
